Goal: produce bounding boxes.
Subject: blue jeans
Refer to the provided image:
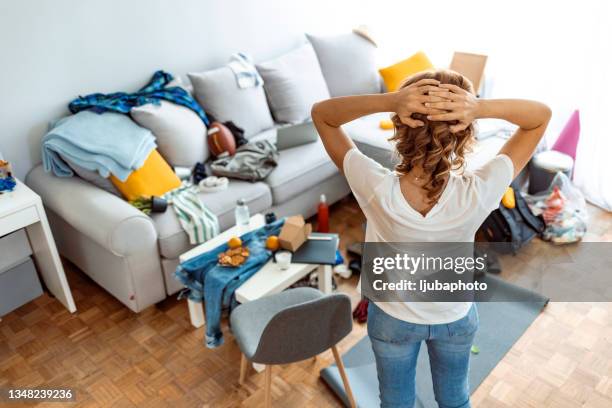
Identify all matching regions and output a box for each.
[367,302,479,408]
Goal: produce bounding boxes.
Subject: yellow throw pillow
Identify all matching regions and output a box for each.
[111,149,181,201]
[379,51,434,92]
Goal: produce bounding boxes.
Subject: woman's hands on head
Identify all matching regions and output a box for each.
[392,79,450,128]
[425,84,480,133]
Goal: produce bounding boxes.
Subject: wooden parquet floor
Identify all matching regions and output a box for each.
[1,196,611,408]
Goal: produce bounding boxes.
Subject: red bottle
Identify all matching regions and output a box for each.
[317,194,329,233]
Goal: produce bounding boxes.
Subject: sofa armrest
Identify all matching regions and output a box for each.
[26,165,157,257]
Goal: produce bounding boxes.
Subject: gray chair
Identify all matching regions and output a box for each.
[230,287,356,408]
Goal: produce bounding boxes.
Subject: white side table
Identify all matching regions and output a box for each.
[0,180,76,313]
[179,214,333,329]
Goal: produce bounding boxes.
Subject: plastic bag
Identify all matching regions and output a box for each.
[525,172,587,244]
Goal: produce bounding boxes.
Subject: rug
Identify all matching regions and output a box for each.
[320,274,548,408]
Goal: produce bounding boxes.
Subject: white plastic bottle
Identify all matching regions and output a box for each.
[234,199,250,227]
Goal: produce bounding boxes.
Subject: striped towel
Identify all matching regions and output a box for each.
[165,184,219,244]
[228,53,263,89]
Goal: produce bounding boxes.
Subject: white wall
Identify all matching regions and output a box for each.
[0,0,358,179]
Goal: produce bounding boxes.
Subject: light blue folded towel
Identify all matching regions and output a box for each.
[42,111,156,181]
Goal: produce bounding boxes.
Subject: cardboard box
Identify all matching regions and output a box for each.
[279,215,312,252]
[449,52,488,94]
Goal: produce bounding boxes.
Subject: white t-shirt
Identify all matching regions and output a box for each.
[343,148,514,324]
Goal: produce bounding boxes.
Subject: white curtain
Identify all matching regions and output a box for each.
[339,0,612,210]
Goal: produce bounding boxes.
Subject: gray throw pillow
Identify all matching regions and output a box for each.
[131,101,208,167]
[256,43,330,124]
[188,67,274,138]
[307,32,381,97]
[64,159,121,197]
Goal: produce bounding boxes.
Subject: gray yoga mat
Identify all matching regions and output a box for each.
[321,275,548,408]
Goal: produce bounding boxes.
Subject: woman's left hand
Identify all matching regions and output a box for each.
[393,79,449,128]
[426,84,480,133]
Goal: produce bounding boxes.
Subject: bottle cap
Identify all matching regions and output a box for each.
[237,199,245,206]
[320,194,326,203]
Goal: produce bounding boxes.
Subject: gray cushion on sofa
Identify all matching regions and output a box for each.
[343,112,398,169]
[307,32,381,97]
[265,139,338,204]
[131,101,208,167]
[63,159,121,196]
[152,180,272,259]
[256,43,330,124]
[188,67,274,138]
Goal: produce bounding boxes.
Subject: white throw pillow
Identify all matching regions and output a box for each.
[256,44,330,124]
[307,32,381,97]
[131,101,208,167]
[188,67,274,138]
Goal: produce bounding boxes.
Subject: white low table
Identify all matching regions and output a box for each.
[179,214,333,329]
[0,180,76,313]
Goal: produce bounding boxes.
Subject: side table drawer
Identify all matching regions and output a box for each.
[0,205,39,236]
[0,229,32,273]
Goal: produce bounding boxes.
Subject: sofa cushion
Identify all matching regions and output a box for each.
[307,32,381,97]
[343,112,398,169]
[378,51,434,92]
[188,67,274,138]
[152,181,272,259]
[265,139,338,204]
[256,44,330,124]
[131,101,208,167]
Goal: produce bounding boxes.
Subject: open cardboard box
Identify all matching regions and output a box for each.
[279,215,312,252]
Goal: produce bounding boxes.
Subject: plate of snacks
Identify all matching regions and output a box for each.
[218,237,250,267]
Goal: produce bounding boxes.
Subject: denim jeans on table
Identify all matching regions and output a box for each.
[175,219,284,348]
[367,302,479,408]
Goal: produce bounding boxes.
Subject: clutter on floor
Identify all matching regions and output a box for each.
[528,150,574,194]
[322,275,549,408]
[478,181,544,253]
[526,172,587,244]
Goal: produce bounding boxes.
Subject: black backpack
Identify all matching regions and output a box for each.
[478,182,545,254]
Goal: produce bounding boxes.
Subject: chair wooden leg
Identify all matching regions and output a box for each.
[264,365,273,408]
[331,345,356,408]
[239,353,248,385]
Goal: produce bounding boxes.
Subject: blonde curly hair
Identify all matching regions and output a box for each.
[389,69,476,203]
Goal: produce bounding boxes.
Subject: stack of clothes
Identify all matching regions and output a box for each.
[42,70,218,245]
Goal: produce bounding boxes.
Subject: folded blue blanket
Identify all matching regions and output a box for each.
[42,111,156,181]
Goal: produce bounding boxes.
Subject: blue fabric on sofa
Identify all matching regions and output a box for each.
[42,111,156,181]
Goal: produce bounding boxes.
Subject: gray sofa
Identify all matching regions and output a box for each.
[25,32,507,312]
[27,131,351,311]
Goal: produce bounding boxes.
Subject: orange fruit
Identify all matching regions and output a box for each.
[228,236,242,249]
[266,235,280,251]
